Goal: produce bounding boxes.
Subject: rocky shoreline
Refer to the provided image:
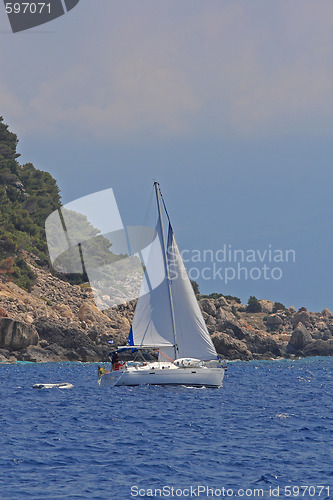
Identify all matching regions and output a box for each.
[1,254,333,364]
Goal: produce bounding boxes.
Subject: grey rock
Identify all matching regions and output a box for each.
[302,339,333,357]
[76,346,100,362]
[316,321,328,331]
[0,318,39,351]
[216,296,228,307]
[266,315,283,326]
[291,311,311,328]
[288,322,312,350]
[17,345,60,362]
[34,317,106,362]
[212,332,253,360]
[311,329,322,340]
[0,348,17,363]
[322,330,332,341]
[200,299,217,317]
[322,308,333,318]
[259,300,274,314]
[206,316,216,326]
[245,334,282,357]
[217,320,245,340]
[216,307,235,322]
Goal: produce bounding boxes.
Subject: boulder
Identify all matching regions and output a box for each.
[322,308,333,318]
[311,329,322,340]
[0,318,39,351]
[212,332,253,360]
[0,353,8,363]
[52,304,74,319]
[322,330,332,340]
[302,339,333,357]
[0,348,17,363]
[266,315,283,326]
[78,302,110,324]
[216,296,228,307]
[291,310,311,328]
[217,320,245,340]
[76,346,101,362]
[259,300,274,314]
[288,322,312,350]
[34,317,104,360]
[245,333,282,357]
[206,316,216,326]
[16,345,62,362]
[216,307,235,322]
[200,299,216,317]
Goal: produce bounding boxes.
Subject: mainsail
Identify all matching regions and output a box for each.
[128,215,175,349]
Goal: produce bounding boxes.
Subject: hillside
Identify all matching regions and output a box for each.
[1,117,333,363]
[1,254,333,363]
[0,116,61,291]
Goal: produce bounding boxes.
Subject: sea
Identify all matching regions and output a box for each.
[0,357,332,500]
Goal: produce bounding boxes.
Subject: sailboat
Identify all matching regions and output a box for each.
[99,182,225,388]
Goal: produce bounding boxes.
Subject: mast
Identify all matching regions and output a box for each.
[154,182,179,359]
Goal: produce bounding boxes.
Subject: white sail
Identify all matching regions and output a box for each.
[166,225,218,361]
[129,217,175,348]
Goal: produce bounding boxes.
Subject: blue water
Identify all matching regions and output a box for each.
[0,358,332,500]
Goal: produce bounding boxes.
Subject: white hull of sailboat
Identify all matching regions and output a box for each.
[99,365,225,388]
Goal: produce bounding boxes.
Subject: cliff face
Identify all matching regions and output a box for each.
[0,253,133,363]
[1,252,333,363]
[202,297,333,360]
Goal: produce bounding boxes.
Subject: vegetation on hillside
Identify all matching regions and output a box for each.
[0,116,61,290]
[246,295,262,313]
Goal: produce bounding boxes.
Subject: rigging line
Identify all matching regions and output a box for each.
[154,182,179,359]
[160,190,172,227]
[156,349,174,363]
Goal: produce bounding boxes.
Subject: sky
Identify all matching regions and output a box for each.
[1,0,333,311]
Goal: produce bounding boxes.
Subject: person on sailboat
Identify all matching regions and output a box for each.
[111,351,121,370]
[98,366,108,378]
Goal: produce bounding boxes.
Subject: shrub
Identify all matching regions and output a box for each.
[273,302,286,313]
[246,296,262,313]
[200,292,223,299]
[231,305,239,318]
[224,295,241,304]
[191,280,200,296]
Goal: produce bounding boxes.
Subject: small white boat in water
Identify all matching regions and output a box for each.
[99,182,225,388]
[33,383,74,389]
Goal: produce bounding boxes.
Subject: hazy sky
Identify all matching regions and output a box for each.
[1,1,333,311]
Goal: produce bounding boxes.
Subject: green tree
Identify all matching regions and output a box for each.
[191,280,200,296]
[273,302,286,313]
[246,296,262,313]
